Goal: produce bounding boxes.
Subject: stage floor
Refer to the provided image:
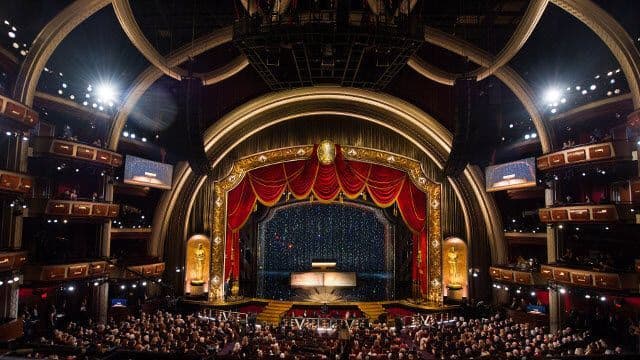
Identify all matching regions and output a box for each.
[182,297,458,312]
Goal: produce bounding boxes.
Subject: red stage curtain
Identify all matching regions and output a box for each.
[225,145,429,290]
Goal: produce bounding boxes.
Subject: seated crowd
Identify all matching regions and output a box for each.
[23,307,632,359]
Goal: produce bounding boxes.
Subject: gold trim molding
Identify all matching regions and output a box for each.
[208,145,443,303]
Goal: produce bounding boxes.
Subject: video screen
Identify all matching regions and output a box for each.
[485,157,537,192]
[123,155,173,190]
[290,271,356,287]
[291,272,324,287]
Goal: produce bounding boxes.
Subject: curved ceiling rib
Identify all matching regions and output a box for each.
[112,0,185,81]
[550,0,640,109]
[199,56,250,86]
[12,0,112,106]
[107,27,235,150]
[472,0,549,81]
[410,27,553,153]
[406,57,455,86]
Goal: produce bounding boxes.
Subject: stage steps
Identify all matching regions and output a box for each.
[358,302,386,321]
[255,301,292,325]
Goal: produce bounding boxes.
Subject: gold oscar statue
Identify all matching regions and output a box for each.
[191,243,206,285]
[447,246,462,290]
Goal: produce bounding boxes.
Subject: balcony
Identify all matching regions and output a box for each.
[489,266,546,286]
[110,262,165,279]
[24,260,109,282]
[538,203,637,223]
[32,137,123,168]
[44,200,119,219]
[0,94,39,129]
[0,169,33,195]
[536,141,636,171]
[0,250,27,272]
[540,264,639,292]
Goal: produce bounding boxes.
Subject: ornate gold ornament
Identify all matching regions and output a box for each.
[317,140,336,165]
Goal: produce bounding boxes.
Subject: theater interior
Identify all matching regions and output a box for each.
[0,1,639,359]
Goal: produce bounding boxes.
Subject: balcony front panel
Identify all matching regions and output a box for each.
[45,200,119,219]
[0,251,28,272]
[110,262,166,279]
[0,94,39,128]
[25,260,108,282]
[0,170,34,194]
[537,141,633,171]
[33,137,123,168]
[539,264,636,291]
[539,205,620,223]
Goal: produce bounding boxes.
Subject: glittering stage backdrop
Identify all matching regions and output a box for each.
[257,203,392,301]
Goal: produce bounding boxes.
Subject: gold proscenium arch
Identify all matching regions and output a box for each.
[206,145,442,303]
[150,86,507,300]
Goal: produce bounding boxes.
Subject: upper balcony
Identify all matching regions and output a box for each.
[31,137,123,168]
[540,264,639,292]
[489,266,547,286]
[0,250,27,272]
[24,259,110,282]
[44,199,119,219]
[538,203,637,224]
[0,94,39,130]
[109,261,165,279]
[536,141,636,172]
[0,169,33,195]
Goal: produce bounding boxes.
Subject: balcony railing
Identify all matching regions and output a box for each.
[24,260,109,282]
[540,264,639,291]
[32,137,123,167]
[44,200,119,219]
[110,262,165,279]
[0,169,33,194]
[0,94,38,129]
[0,250,27,272]
[536,141,635,171]
[538,203,636,223]
[489,266,546,286]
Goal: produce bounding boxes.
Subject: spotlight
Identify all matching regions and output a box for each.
[96,83,116,102]
[472,272,478,278]
[8,31,15,38]
[7,279,13,284]
[130,133,136,139]
[141,137,147,142]
[509,124,514,128]
[524,134,530,140]
[530,291,536,297]
[142,281,147,286]
[93,281,99,286]
[120,284,126,290]
[516,289,521,294]
[559,287,566,294]
[543,87,561,103]
[590,84,596,90]
[558,225,563,229]
[600,296,607,302]
[5,131,12,136]
[503,286,509,291]
[0,281,3,285]
[132,284,137,288]
[123,131,129,138]
[67,286,75,292]
[531,133,537,139]
[69,95,75,100]
[585,294,591,299]
[13,276,19,282]
[157,278,162,283]
[83,101,88,106]
[75,168,79,173]
[581,90,588,95]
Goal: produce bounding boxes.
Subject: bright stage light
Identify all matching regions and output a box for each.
[97,83,117,102]
[543,87,561,104]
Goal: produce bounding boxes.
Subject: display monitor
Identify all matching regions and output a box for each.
[485,158,537,192]
[123,155,173,190]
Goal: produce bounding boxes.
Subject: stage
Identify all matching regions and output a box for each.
[181,298,459,325]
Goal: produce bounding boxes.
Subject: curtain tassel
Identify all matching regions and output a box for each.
[253,202,258,212]
[309,194,314,203]
[393,203,398,216]
[286,191,291,202]
[339,192,344,204]
[362,192,367,201]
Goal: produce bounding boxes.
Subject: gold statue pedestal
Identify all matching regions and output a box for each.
[446,284,463,300]
[190,280,205,296]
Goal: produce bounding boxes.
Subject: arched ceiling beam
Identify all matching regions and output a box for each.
[409,27,553,153]
[200,56,249,86]
[107,27,236,150]
[112,0,186,80]
[549,0,640,109]
[406,57,455,86]
[12,0,112,106]
[472,0,549,81]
